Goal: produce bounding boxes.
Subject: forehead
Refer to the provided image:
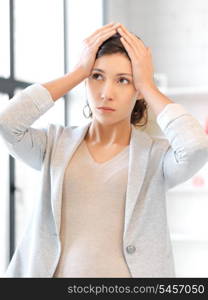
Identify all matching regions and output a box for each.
[94,53,132,74]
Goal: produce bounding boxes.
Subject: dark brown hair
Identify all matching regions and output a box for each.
[84,32,148,128]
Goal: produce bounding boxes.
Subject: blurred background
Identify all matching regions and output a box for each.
[0,0,208,277]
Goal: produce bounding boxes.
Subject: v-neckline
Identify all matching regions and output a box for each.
[83,140,129,166]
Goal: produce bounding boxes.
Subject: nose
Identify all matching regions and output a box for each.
[100,80,114,101]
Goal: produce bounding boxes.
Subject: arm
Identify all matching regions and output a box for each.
[157,103,208,189]
[117,24,208,189]
[42,23,120,101]
[0,68,91,169]
[117,24,173,116]
[134,63,208,189]
[0,68,86,169]
[135,49,208,189]
[0,23,119,169]
[0,84,54,170]
[42,68,86,102]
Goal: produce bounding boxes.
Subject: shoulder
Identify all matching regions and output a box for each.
[46,122,89,143]
[46,123,79,138]
[136,126,170,149]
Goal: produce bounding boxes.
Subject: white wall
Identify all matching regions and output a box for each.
[105,0,208,88]
[104,0,208,277]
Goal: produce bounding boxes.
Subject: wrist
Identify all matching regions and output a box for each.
[138,81,159,95]
[70,65,89,82]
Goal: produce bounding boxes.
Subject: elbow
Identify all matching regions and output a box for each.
[0,119,8,139]
[174,139,208,168]
[187,140,208,169]
[0,120,19,144]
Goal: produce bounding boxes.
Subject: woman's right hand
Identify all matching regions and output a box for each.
[73,22,120,79]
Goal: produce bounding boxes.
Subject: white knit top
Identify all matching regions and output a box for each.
[54,139,131,277]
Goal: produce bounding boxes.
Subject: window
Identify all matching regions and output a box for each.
[0,94,10,275]
[0,0,104,276]
[14,0,64,83]
[0,0,65,275]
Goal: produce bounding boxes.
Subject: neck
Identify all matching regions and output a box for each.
[85,119,132,146]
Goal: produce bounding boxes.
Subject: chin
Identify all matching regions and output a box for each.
[93,116,116,125]
[95,116,128,126]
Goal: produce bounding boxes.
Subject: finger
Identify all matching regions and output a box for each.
[119,24,140,41]
[89,23,120,46]
[117,27,139,54]
[91,28,117,48]
[86,28,116,47]
[120,37,134,60]
[118,25,146,51]
[118,25,143,46]
[97,22,116,31]
[147,47,152,55]
[118,24,134,40]
[118,28,146,56]
[90,22,119,39]
[95,22,115,32]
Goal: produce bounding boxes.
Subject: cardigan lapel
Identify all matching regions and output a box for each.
[50,121,153,238]
[123,126,153,239]
[51,121,91,234]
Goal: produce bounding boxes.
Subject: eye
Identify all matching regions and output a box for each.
[118,77,130,84]
[91,73,103,80]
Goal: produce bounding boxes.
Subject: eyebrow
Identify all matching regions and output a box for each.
[92,68,133,77]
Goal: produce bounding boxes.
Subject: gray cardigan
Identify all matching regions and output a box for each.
[0,83,208,278]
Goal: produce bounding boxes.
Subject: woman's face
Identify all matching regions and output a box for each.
[85,53,140,125]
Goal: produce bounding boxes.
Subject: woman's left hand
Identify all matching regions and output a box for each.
[117,24,156,92]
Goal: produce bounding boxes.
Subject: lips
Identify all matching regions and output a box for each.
[97,107,116,111]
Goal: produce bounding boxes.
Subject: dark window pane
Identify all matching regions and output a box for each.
[0,0,10,78]
[0,93,10,275]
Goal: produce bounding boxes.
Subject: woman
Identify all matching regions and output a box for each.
[0,22,208,278]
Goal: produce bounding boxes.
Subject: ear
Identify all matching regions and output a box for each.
[135,90,144,100]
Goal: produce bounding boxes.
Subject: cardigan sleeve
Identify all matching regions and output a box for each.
[0,84,55,170]
[156,103,208,189]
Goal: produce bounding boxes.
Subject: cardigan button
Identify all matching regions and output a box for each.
[126,245,136,254]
